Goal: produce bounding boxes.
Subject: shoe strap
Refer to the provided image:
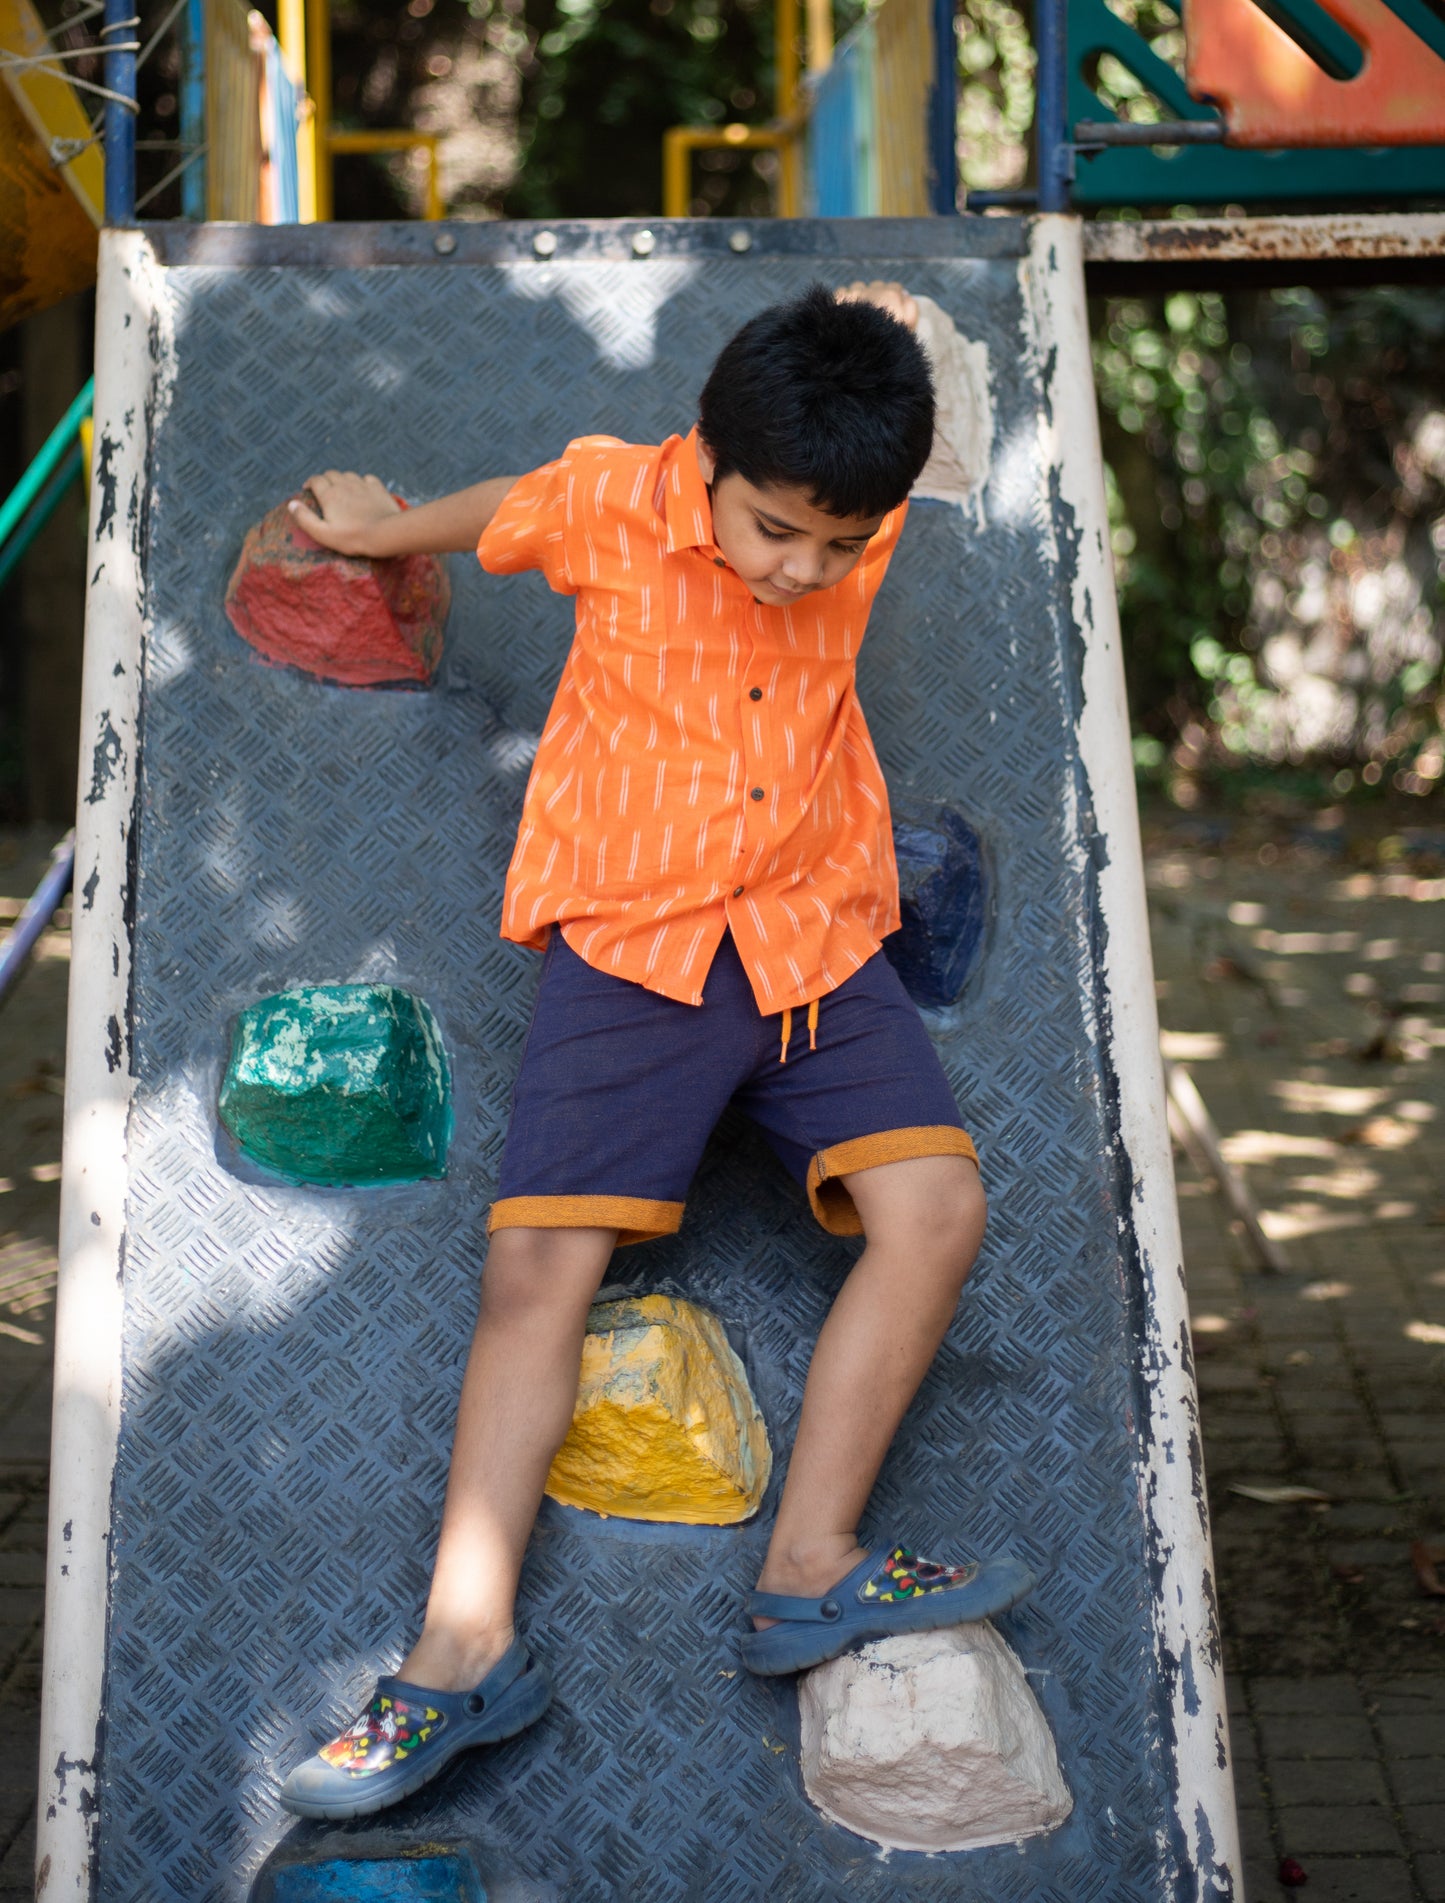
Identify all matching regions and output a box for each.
[380,1636,530,1712]
[744,1589,849,1622]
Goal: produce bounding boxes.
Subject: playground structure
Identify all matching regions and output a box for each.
[0,0,1439,1898]
[662,0,1445,214]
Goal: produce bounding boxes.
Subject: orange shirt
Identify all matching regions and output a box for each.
[478,429,906,1015]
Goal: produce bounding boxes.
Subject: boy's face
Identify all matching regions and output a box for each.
[696,441,886,607]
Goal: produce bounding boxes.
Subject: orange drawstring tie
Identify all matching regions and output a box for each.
[779,998,820,1063]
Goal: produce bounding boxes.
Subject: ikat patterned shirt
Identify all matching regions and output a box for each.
[478,428,907,1016]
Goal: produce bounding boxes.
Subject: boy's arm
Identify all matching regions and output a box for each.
[288,470,521,558]
[835,280,919,332]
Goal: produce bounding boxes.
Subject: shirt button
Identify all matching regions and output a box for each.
[713,556,726,568]
[732,885,744,898]
[750,787,765,802]
[749,686,763,701]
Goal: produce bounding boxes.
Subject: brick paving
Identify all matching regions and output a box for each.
[0,810,1442,1899]
[1148,807,1445,1901]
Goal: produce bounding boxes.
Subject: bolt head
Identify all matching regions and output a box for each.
[728,229,753,253]
[433,231,457,255]
[533,229,558,258]
[632,228,656,257]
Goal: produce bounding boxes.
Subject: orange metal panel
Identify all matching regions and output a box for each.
[1187,0,1445,146]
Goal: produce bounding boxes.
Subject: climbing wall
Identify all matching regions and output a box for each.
[44,216,1237,1901]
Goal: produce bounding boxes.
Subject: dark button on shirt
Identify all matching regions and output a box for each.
[749,686,763,701]
[750,787,765,802]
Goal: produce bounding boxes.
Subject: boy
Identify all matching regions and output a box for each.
[279,281,1032,1820]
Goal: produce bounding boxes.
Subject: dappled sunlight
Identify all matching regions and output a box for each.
[1299,1280,1352,1302]
[1259,1203,1368,1241]
[1160,1030,1225,1060]
[1290,1164,1381,1200]
[1252,929,1359,955]
[1333,872,1445,903]
[0,1231,58,1346]
[1189,1312,1234,1335]
[1269,1079,1392,1117]
[1405,1321,1445,1347]
[1219,1130,1337,1164]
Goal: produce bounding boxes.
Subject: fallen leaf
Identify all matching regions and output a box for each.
[1410,1541,1445,1599]
[1278,1855,1308,1887]
[1229,1484,1332,1506]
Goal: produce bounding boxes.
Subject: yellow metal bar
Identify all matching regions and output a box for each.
[776,0,799,118]
[662,124,793,218]
[277,0,316,222]
[307,0,332,219]
[328,128,444,218]
[805,0,832,75]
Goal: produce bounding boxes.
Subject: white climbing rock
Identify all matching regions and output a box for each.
[798,1622,1071,1853]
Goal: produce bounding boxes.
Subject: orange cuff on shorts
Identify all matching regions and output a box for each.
[806,1125,980,1236]
[487,1194,685,1249]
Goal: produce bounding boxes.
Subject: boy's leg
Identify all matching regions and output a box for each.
[398,1224,616,1691]
[752,1152,985,1613]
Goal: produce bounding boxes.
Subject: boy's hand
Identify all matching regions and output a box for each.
[289,472,402,557]
[836,280,919,333]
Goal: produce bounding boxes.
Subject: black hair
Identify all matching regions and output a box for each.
[696,283,935,519]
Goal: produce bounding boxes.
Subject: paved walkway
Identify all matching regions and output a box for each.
[0,811,1441,1899]
[1145,807,1445,1901]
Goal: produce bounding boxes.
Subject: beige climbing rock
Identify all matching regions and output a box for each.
[799,1622,1071,1852]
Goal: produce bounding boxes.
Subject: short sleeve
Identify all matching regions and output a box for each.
[477,448,577,595]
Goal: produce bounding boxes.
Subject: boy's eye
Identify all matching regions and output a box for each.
[755,520,791,542]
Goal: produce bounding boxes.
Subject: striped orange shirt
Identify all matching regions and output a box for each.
[478,428,907,1015]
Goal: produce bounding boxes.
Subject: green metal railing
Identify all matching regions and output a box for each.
[0,377,94,593]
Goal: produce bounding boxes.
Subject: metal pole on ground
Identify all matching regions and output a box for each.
[102,0,137,223]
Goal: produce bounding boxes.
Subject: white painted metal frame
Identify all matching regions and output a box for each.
[1029,215,1240,1897]
[39,217,1238,1901]
[38,229,171,1901]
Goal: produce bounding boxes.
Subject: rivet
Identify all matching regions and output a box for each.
[632,228,656,257]
[533,229,558,258]
[433,231,456,256]
[728,228,753,253]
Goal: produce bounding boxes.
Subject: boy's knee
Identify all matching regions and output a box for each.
[478,1225,614,1323]
[849,1153,986,1277]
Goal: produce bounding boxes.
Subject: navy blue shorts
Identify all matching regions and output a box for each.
[490,931,976,1245]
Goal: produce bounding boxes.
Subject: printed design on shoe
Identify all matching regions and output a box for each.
[858,1545,980,1603]
[317,1692,446,1777]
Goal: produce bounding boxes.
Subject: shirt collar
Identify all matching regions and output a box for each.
[662,428,718,555]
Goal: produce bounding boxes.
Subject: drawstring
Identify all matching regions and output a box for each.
[779,997,821,1063]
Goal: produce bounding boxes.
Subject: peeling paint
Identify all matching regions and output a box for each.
[103,1015,122,1073]
[84,714,123,806]
[93,433,118,541]
[81,866,98,911]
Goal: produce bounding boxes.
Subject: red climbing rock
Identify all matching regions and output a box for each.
[224,495,449,687]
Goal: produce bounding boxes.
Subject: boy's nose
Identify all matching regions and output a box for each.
[782,545,828,588]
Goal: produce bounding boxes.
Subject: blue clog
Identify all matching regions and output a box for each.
[740,1544,1035,1676]
[279,1638,550,1819]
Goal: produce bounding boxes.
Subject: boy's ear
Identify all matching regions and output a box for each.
[694,434,718,484]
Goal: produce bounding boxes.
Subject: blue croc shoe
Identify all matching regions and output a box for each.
[740,1545,1035,1677]
[279,1638,550,1820]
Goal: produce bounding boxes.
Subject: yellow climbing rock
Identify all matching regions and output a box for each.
[546,1294,772,1525]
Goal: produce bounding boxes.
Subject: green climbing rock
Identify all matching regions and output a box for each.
[219,984,452,1187]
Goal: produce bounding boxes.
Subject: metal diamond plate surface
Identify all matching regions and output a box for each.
[98,234,1179,1901]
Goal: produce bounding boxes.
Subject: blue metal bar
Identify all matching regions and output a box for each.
[927,0,958,213]
[0,835,75,1013]
[180,0,206,220]
[1034,0,1070,211]
[102,0,138,224]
